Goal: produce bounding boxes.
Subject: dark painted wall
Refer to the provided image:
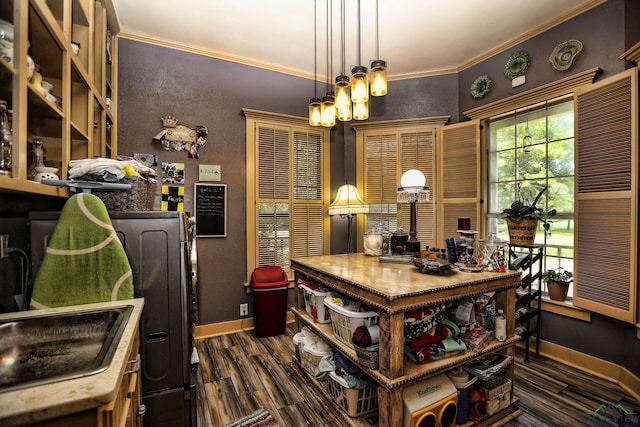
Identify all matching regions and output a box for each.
[115,0,640,375]
[459,0,627,117]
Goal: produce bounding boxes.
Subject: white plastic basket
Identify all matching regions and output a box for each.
[299,284,331,324]
[299,343,331,379]
[323,298,379,349]
[328,371,378,417]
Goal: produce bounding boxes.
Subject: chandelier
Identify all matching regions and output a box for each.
[309,0,388,127]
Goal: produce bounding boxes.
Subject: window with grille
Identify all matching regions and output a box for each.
[486,98,575,294]
[244,109,330,278]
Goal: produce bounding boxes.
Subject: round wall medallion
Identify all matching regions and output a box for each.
[549,39,583,71]
[471,75,491,98]
[504,50,530,79]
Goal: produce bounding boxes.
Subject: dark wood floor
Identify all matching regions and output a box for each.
[194,324,640,427]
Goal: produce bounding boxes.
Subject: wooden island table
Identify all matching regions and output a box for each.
[290,253,522,427]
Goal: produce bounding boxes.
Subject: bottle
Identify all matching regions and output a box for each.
[495,308,506,342]
[0,99,12,175]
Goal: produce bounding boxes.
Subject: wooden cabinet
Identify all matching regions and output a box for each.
[290,254,522,427]
[0,0,117,196]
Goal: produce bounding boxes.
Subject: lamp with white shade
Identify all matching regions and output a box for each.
[328,184,369,253]
[397,169,431,255]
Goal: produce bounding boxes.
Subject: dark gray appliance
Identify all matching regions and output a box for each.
[29,211,196,427]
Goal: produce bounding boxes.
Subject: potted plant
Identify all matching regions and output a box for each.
[501,185,556,245]
[542,267,573,301]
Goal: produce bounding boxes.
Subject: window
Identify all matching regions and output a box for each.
[486,98,575,293]
[244,109,330,278]
[354,118,448,250]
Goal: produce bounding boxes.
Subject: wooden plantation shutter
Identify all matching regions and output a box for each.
[256,125,291,270]
[573,68,638,323]
[292,130,324,259]
[364,133,398,232]
[399,130,436,248]
[439,121,481,244]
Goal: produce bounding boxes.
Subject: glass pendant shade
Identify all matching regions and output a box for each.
[352,99,368,121]
[350,65,369,103]
[370,60,387,96]
[335,75,352,121]
[321,93,336,127]
[309,97,322,126]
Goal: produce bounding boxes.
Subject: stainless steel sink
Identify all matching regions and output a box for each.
[0,305,134,391]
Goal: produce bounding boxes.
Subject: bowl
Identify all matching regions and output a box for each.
[34,166,58,183]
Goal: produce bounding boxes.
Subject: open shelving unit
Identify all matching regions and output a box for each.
[0,0,117,196]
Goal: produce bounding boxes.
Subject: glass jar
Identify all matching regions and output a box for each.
[28,138,46,180]
[477,232,507,272]
[391,227,408,254]
[0,99,12,175]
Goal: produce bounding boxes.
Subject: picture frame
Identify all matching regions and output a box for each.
[194,183,227,237]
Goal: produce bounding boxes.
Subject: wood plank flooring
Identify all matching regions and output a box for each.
[194,324,640,427]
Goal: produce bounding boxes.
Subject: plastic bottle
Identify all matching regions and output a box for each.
[495,308,506,342]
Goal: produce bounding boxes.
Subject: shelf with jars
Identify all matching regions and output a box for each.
[0,0,118,196]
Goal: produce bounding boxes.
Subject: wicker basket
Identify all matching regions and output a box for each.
[506,219,538,246]
[354,345,379,370]
[75,174,156,211]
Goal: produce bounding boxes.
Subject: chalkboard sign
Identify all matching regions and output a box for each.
[194,183,227,237]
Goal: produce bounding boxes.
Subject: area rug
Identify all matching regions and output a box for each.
[224,408,280,427]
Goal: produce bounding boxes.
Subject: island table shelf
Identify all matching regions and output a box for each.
[291,253,522,427]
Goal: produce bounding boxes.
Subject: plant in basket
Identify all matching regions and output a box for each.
[501,184,556,245]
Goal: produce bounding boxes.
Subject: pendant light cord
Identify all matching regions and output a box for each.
[341,0,346,75]
[357,0,362,65]
[314,0,317,97]
[375,0,379,59]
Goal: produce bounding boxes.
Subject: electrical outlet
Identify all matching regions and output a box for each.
[239,303,249,317]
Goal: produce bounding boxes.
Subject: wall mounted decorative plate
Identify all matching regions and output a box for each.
[504,50,530,79]
[471,75,491,98]
[549,39,583,71]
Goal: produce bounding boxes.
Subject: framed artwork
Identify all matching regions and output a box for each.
[161,162,184,185]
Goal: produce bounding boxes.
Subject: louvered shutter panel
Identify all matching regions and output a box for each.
[292,130,324,258]
[573,68,638,323]
[439,121,481,243]
[399,131,436,248]
[364,134,398,231]
[256,125,291,270]
[258,126,290,200]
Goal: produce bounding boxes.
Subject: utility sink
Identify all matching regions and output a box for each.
[0,305,134,391]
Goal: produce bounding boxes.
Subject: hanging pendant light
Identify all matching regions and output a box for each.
[334,0,351,121]
[370,0,387,96]
[351,0,369,106]
[321,0,335,128]
[321,92,336,127]
[353,99,368,121]
[309,0,321,126]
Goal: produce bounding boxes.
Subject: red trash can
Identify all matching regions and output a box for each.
[250,266,289,337]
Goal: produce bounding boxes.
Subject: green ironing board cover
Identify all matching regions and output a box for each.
[30,193,134,309]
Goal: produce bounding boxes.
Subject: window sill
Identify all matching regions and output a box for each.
[538,296,591,322]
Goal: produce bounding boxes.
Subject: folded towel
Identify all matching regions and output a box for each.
[30,193,134,309]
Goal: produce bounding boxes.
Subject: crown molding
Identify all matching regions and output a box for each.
[350,116,450,132]
[463,67,601,120]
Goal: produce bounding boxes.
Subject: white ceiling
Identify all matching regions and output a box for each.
[110,0,601,80]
